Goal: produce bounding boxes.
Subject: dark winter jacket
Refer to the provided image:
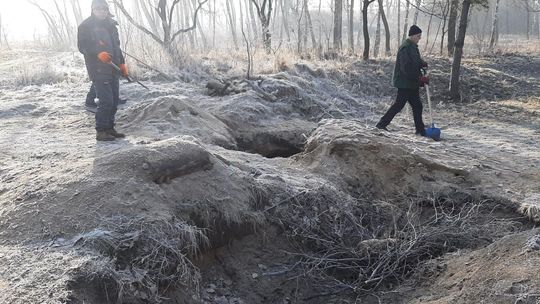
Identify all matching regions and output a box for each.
[77,15,125,81]
[392,39,426,89]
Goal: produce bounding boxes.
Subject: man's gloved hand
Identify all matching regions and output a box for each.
[97,52,112,63]
[119,64,128,77]
[421,62,428,69]
[419,76,430,86]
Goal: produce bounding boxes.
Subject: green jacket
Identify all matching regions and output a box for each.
[392,39,425,89]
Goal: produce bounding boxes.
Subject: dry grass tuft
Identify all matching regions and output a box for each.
[72,216,208,303]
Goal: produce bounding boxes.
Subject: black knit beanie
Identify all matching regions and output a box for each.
[92,0,109,10]
[408,25,422,37]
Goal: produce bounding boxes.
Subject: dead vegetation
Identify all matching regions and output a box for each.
[268,190,525,299]
[67,216,208,303]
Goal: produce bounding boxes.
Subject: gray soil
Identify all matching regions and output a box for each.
[0,49,539,304]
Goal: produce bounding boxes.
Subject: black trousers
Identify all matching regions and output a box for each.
[86,84,97,105]
[377,88,425,134]
[86,83,120,106]
[93,77,120,131]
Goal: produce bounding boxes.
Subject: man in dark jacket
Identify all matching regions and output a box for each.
[78,0,128,141]
[376,25,429,136]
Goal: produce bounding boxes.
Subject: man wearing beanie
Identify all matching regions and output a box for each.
[376,25,429,136]
[77,0,128,141]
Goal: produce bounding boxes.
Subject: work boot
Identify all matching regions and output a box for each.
[108,129,125,138]
[96,131,116,141]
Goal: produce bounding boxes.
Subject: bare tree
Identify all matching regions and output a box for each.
[413,0,422,23]
[449,0,471,99]
[362,0,377,60]
[111,0,208,55]
[374,8,381,57]
[449,0,488,99]
[348,0,356,52]
[379,0,392,55]
[251,0,274,53]
[397,0,402,46]
[29,1,68,48]
[488,0,500,49]
[334,0,344,50]
[447,0,459,56]
[401,0,411,41]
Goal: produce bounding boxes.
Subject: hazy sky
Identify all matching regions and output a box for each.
[0,0,93,40]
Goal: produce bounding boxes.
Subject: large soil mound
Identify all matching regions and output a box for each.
[0,50,539,303]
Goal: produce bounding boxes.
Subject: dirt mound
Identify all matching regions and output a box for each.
[298,119,476,198]
[1,50,539,304]
[118,95,237,149]
[406,228,540,304]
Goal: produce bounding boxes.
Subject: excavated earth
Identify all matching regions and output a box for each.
[0,49,539,304]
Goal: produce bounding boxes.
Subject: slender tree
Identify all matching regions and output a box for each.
[348,0,356,52]
[489,0,500,50]
[449,0,488,99]
[111,0,208,55]
[447,0,459,56]
[413,0,422,24]
[374,8,381,57]
[334,0,344,49]
[251,0,274,53]
[378,0,391,55]
[401,0,410,41]
[362,0,376,60]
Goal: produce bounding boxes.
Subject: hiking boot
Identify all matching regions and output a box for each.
[96,131,116,141]
[108,129,125,138]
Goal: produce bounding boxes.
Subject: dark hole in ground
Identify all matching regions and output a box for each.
[67,275,120,304]
[236,134,304,158]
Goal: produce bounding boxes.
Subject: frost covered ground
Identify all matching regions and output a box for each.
[0,48,539,303]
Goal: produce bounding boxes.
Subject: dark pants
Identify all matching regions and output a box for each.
[377,88,425,134]
[93,77,120,131]
[86,84,97,106]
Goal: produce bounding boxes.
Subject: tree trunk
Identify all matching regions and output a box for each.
[70,0,83,25]
[447,0,459,56]
[305,0,317,50]
[334,0,343,50]
[251,0,273,54]
[374,8,381,57]
[397,0,401,46]
[139,0,160,36]
[440,0,449,55]
[348,0,355,52]
[378,0,391,55]
[449,0,471,100]
[488,0,500,50]
[424,1,436,51]
[297,1,304,53]
[247,0,259,42]
[362,0,374,60]
[226,0,239,50]
[526,8,530,40]
[282,0,291,42]
[413,0,422,24]
[401,0,410,42]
